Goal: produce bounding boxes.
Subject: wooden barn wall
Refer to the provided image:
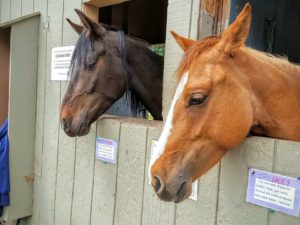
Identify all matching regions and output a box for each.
[0,0,300,225]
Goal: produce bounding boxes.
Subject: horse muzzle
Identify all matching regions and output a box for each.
[61,116,90,137]
[151,174,191,203]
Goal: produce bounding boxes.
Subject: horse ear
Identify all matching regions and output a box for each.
[219,3,251,54]
[74,9,105,37]
[171,31,196,51]
[66,18,84,34]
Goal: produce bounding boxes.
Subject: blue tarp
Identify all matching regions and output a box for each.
[0,119,9,207]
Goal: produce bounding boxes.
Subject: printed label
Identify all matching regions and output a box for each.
[96,137,118,164]
[247,168,300,216]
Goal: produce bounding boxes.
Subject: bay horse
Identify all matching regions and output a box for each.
[149,3,300,203]
[60,9,163,137]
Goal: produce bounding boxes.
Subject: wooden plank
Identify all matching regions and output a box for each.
[176,165,220,225]
[268,140,300,225]
[22,0,34,16]
[30,2,48,225]
[217,137,275,225]
[141,126,176,225]
[37,0,64,225]
[189,0,201,39]
[53,131,76,225]
[0,0,10,23]
[10,0,22,20]
[90,118,121,225]
[71,125,96,225]
[114,122,148,225]
[162,0,193,118]
[54,0,81,224]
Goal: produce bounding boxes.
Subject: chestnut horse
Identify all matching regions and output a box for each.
[60,10,163,137]
[149,3,300,203]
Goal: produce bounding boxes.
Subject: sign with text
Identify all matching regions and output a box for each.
[247,168,300,217]
[96,137,118,164]
[51,45,75,80]
[149,140,199,201]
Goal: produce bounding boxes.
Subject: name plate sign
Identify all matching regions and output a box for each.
[247,168,300,217]
[96,137,118,164]
[51,45,75,80]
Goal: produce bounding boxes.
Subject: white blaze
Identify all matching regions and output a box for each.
[148,72,189,183]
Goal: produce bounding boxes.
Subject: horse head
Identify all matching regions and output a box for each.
[60,10,128,137]
[150,4,253,202]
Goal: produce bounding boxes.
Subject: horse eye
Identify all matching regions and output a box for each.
[86,85,95,94]
[189,93,207,106]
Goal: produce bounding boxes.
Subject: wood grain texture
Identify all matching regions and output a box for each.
[162,0,193,118]
[54,130,76,225]
[141,126,176,225]
[0,0,11,23]
[90,118,121,225]
[31,2,48,225]
[176,164,220,225]
[217,137,275,225]
[268,140,300,225]
[22,0,34,16]
[71,125,96,225]
[38,0,64,224]
[114,122,148,225]
[54,1,82,224]
[10,0,22,20]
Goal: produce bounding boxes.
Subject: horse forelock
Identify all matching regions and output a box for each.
[68,31,96,81]
[175,36,220,81]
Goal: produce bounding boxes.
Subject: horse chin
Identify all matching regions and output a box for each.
[77,124,91,137]
[173,181,192,203]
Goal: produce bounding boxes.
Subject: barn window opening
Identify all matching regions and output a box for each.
[230,0,300,63]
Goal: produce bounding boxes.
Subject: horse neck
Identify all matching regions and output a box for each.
[238,48,300,141]
[125,37,163,120]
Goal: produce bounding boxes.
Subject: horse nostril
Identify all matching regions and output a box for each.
[62,118,69,131]
[154,176,163,193]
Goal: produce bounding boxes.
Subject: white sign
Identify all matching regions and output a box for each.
[96,137,118,164]
[51,45,75,80]
[247,168,300,217]
[149,140,198,201]
[254,178,295,209]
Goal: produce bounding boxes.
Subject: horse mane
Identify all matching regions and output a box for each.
[175,35,300,83]
[245,47,300,74]
[175,36,220,81]
[68,25,147,117]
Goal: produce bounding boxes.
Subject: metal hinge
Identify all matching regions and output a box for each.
[43,16,50,30]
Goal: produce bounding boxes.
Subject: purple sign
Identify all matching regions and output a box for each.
[247,168,300,217]
[96,137,118,164]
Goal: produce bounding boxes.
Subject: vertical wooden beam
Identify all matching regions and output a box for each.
[268,140,300,225]
[37,0,64,224]
[30,1,48,225]
[90,118,121,225]
[0,0,11,23]
[114,122,148,225]
[10,0,21,20]
[22,0,34,16]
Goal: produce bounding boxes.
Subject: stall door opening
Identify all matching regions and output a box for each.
[0,27,10,126]
[230,0,300,63]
